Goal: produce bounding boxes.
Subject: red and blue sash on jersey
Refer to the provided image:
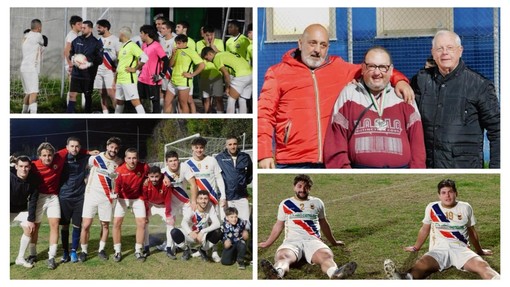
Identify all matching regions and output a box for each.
[103,53,117,72]
[93,156,114,201]
[191,212,202,232]
[430,203,468,244]
[186,160,219,205]
[283,199,320,239]
[164,171,190,204]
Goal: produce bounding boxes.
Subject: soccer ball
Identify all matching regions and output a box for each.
[73,54,88,66]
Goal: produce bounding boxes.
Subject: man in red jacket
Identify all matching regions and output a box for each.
[258,24,414,168]
[113,148,149,262]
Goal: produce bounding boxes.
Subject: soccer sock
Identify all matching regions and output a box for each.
[71,227,81,251]
[29,243,36,256]
[143,225,150,247]
[226,97,236,113]
[61,228,69,253]
[114,243,121,254]
[327,266,338,278]
[102,109,109,114]
[98,240,106,252]
[115,104,124,113]
[18,234,31,259]
[159,98,164,112]
[67,100,76,113]
[216,110,224,114]
[48,244,57,259]
[29,102,37,113]
[238,98,247,113]
[135,243,143,253]
[81,244,88,254]
[22,104,29,113]
[134,104,146,114]
[492,274,501,280]
[165,226,174,248]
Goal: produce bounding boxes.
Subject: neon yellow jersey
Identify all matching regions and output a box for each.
[226,34,250,59]
[212,51,252,78]
[117,41,144,84]
[246,40,253,64]
[187,37,196,52]
[171,47,204,87]
[196,38,225,79]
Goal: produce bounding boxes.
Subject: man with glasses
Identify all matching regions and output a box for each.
[411,30,500,168]
[324,46,425,168]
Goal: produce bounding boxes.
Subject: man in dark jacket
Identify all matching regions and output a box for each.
[215,136,253,225]
[412,30,500,168]
[10,155,40,268]
[67,20,103,113]
[59,137,90,263]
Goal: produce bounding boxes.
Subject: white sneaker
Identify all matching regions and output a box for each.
[384,259,403,279]
[211,251,221,263]
[191,250,201,258]
[15,257,34,268]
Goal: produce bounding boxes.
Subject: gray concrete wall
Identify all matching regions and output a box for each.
[10,7,148,79]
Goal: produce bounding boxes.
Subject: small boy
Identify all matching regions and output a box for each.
[221,207,249,269]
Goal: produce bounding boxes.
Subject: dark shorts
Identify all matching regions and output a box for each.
[137,82,160,100]
[59,197,84,227]
[70,77,92,93]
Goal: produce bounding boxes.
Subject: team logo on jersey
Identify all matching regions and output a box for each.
[137,172,142,177]
[235,43,240,48]
[181,51,186,56]
[205,165,209,169]
[458,214,462,220]
[53,164,58,170]
[310,203,315,210]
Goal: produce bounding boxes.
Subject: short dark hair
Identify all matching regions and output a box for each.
[175,34,188,43]
[125,148,138,157]
[69,15,83,27]
[83,20,93,29]
[30,19,42,30]
[163,20,176,33]
[225,207,238,217]
[294,174,313,188]
[149,165,161,174]
[197,190,209,197]
[140,24,158,41]
[96,19,111,30]
[165,150,179,161]
[66,136,81,145]
[203,24,215,34]
[16,155,32,165]
[200,46,215,58]
[177,20,190,30]
[437,179,457,194]
[228,20,242,30]
[191,136,207,147]
[106,137,121,147]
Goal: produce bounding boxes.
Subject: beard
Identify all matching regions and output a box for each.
[302,54,325,69]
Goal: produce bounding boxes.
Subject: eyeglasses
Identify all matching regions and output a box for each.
[363,62,392,73]
[434,46,458,54]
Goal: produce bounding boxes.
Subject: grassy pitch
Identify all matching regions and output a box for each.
[257,173,500,279]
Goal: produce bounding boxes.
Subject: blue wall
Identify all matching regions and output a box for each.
[258,8,498,94]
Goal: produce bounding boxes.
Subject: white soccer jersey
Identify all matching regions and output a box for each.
[159,36,175,79]
[64,30,79,71]
[97,34,120,74]
[423,201,476,250]
[161,165,194,205]
[181,201,219,235]
[85,152,120,197]
[277,196,325,242]
[20,31,44,73]
[184,156,224,205]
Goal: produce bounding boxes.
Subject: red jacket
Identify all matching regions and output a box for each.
[142,178,173,218]
[115,162,149,199]
[258,49,408,165]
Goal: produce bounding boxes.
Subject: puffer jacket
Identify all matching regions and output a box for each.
[216,150,253,201]
[10,168,40,222]
[258,48,408,164]
[412,59,500,168]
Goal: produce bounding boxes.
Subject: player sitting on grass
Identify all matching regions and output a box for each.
[258,174,357,279]
[384,179,500,280]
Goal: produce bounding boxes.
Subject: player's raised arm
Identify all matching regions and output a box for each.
[259,220,284,248]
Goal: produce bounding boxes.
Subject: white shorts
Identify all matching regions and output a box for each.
[227,198,250,228]
[170,199,192,217]
[167,82,193,96]
[148,203,173,227]
[20,71,39,94]
[35,194,61,223]
[162,78,170,91]
[113,198,146,218]
[94,70,115,89]
[11,212,30,228]
[176,227,215,251]
[82,190,113,222]
[425,243,481,271]
[277,239,330,264]
[230,75,252,100]
[199,76,223,99]
[116,83,140,101]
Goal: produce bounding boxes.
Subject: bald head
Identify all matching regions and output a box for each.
[298,24,329,69]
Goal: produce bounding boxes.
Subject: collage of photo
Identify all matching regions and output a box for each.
[7,5,502,285]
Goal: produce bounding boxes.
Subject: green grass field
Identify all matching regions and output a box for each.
[10,212,253,280]
[257,173,500,280]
